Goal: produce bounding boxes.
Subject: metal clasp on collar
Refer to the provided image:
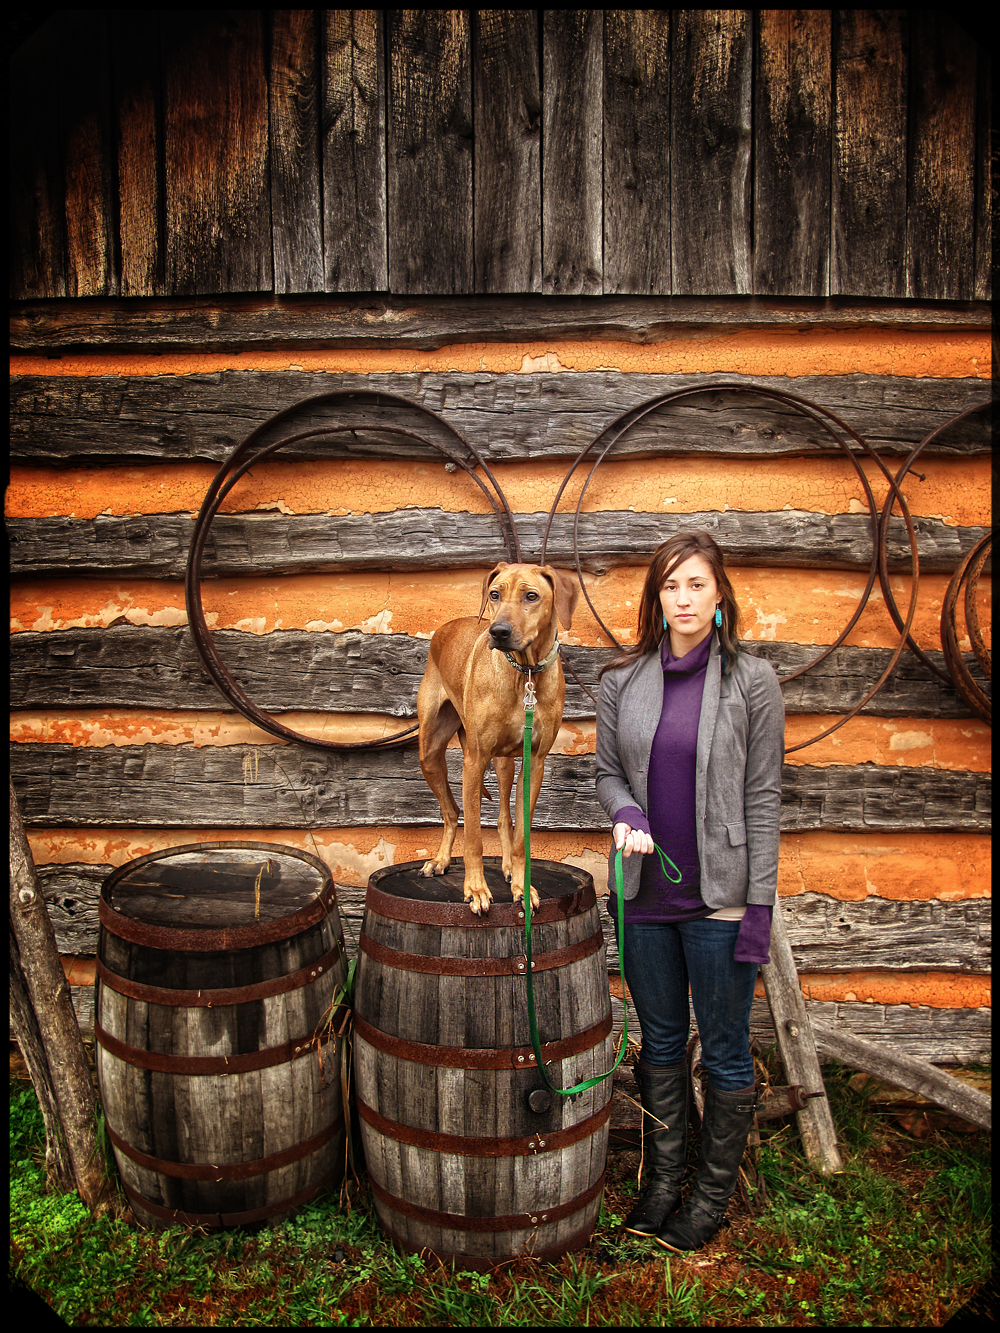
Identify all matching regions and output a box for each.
[523,672,537,711]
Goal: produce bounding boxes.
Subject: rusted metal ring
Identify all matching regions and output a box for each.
[541,381,922,753]
[941,532,992,723]
[185,391,521,752]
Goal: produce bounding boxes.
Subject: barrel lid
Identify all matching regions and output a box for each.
[101,841,337,950]
[367,857,594,925]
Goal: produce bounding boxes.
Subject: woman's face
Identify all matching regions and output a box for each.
[659,554,722,656]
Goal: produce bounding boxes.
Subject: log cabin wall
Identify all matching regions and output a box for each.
[9,11,991,1064]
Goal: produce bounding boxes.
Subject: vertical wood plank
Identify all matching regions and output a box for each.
[113,13,164,297]
[542,10,604,295]
[972,45,991,302]
[831,10,908,298]
[60,11,118,296]
[322,9,387,292]
[603,9,671,295]
[388,10,473,295]
[472,10,542,293]
[163,9,272,295]
[9,19,68,298]
[270,9,324,294]
[670,9,753,295]
[754,10,832,296]
[905,13,976,300]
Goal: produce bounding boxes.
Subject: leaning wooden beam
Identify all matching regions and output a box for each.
[811,1020,991,1131]
[9,780,113,1213]
[760,904,844,1174]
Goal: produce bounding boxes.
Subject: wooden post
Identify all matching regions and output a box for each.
[9,779,114,1214]
[760,903,843,1174]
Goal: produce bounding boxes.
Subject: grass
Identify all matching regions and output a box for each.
[9,1059,992,1326]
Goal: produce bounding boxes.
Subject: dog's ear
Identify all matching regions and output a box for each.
[478,562,509,620]
[538,566,580,630]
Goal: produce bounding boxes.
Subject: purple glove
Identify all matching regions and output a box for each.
[734,904,773,964]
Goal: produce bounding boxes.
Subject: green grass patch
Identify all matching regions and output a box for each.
[9,1063,991,1326]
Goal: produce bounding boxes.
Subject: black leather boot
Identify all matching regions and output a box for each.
[622,1061,689,1236]
[655,1081,756,1252]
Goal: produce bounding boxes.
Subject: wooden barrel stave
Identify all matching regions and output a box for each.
[354,859,613,1265]
[96,843,346,1229]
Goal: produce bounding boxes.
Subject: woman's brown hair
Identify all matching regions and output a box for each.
[599,531,743,676]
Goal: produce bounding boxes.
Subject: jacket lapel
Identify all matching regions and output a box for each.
[694,637,722,825]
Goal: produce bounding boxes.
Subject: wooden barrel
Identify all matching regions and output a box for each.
[353,857,615,1268]
[95,841,348,1230]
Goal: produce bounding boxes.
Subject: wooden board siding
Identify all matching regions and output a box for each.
[8,320,991,1065]
[9,10,991,301]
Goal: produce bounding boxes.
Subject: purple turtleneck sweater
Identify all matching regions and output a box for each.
[613,628,714,923]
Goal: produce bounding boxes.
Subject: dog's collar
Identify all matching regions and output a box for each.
[502,639,560,675]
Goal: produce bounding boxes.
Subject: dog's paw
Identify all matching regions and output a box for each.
[420,857,450,877]
[512,883,541,912]
[464,883,493,915]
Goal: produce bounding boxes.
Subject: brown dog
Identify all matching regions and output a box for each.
[416,562,579,914]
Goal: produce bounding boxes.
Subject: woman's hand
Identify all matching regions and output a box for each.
[613,822,654,857]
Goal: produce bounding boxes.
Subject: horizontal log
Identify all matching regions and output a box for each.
[37,867,989,975]
[10,295,992,353]
[9,743,990,832]
[56,983,989,1064]
[10,370,990,465]
[9,628,988,720]
[7,508,989,578]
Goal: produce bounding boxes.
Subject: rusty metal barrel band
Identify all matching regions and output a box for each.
[367,1171,606,1233]
[352,1009,612,1071]
[372,1214,598,1271]
[106,1115,341,1181]
[94,1021,334,1075]
[358,926,602,976]
[95,942,346,1007]
[363,878,596,927]
[119,1168,340,1229]
[356,1094,611,1158]
[98,875,340,953]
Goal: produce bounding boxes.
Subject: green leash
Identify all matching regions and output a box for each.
[521,694,680,1097]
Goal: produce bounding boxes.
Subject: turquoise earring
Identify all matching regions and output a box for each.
[662,613,668,630]
[715,606,723,627]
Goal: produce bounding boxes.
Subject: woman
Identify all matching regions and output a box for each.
[595,531,784,1252]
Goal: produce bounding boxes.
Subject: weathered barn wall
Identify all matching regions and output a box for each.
[9,9,991,301]
[9,310,991,1062]
[8,9,991,1067]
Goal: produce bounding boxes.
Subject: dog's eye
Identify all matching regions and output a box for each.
[489,589,500,600]
[525,591,539,602]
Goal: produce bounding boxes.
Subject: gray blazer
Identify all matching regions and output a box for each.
[595,636,785,908]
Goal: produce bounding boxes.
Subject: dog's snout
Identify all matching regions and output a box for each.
[489,619,514,644]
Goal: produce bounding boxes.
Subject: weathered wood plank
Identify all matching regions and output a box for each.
[10,295,991,354]
[972,47,992,301]
[112,12,164,298]
[754,10,831,296]
[37,865,991,977]
[9,628,988,721]
[9,744,990,833]
[8,509,988,580]
[542,11,604,295]
[9,371,991,465]
[472,11,541,293]
[322,10,387,293]
[671,9,753,295]
[269,9,323,295]
[162,10,272,295]
[831,11,908,298]
[602,10,672,296]
[387,11,473,295]
[905,13,977,301]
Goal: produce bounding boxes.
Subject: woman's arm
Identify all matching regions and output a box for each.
[742,659,785,906]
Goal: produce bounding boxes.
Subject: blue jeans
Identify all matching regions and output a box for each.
[613,914,758,1091]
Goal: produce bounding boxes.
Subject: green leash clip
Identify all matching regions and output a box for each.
[520,701,680,1097]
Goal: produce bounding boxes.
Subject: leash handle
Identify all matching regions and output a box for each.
[522,704,629,1096]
